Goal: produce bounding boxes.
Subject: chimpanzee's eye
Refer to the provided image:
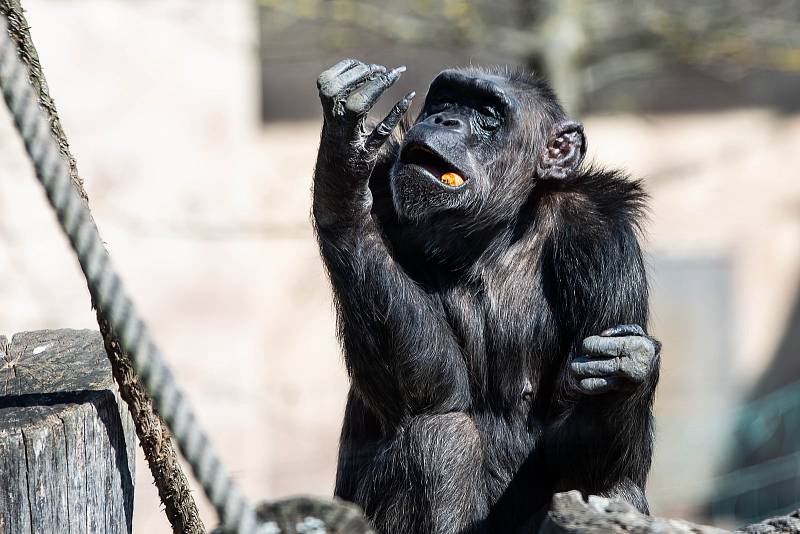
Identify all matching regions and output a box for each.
[421,101,453,120]
[479,106,498,118]
[477,107,501,131]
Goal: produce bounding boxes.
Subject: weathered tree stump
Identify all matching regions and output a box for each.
[0,329,136,534]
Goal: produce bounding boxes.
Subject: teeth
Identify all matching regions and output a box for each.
[440,172,464,187]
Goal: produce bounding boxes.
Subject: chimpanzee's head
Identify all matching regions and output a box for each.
[389,67,587,224]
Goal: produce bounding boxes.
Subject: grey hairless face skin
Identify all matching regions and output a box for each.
[313,58,661,534]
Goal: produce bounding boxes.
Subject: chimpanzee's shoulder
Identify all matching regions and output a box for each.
[549,166,649,236]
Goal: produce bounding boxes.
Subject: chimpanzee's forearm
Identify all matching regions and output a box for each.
[312,124,377,231]
[544,322,659,508]
[315,228,470,424]
[313,155,469,426]
[545,375,657,511]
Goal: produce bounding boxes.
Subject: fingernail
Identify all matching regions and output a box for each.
[405,91,416,100]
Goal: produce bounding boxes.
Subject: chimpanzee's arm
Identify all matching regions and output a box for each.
[312,59,470,426]
[542,178,660,512]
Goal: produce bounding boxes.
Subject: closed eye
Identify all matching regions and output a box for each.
[477,109,501,131]
[479,105,499,118]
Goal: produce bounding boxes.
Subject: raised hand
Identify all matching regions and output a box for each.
[316,58,415,181]
[569,324,660,396]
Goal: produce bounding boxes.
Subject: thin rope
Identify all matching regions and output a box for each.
[0,17,267,534]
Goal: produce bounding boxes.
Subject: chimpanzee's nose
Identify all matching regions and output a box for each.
[425,112,468,133]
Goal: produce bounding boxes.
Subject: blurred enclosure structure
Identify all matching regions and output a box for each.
[0,0,798,532]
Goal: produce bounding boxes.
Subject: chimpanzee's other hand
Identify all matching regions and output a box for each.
[569,324,660,396]
[316,58,415,182]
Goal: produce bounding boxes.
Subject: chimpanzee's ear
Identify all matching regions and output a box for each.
[536,120,587,180]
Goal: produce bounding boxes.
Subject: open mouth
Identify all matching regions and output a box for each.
[400,143,466,188]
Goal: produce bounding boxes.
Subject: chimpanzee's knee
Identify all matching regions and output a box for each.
[380,412,487,533]
[402,412,482,472]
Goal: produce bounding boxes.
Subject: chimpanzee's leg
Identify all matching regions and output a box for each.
[335,390,383,503]
[339,409,487,534]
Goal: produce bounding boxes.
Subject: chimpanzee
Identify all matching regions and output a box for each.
[312,59,661,534]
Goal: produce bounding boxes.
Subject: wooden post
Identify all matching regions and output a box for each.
[0,329,136,534]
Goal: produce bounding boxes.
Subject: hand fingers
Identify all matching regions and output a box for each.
[365,90,415,152]
[316,58,359,90]
[571,357,620,379]
[600,324,646,337]
[346,65,406,115]
[571,355,649,383]
[582,335,654,359]
[318,62,386,99]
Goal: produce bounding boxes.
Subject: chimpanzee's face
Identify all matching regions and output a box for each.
[390,70,516,221]
[390,68,585,225]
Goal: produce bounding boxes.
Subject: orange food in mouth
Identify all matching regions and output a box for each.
[440,172,464,187]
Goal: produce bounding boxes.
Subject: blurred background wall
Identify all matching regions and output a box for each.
[0,0,798,531]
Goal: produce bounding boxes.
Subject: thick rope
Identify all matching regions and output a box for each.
[0,17,266,534]
[0,3,205,531]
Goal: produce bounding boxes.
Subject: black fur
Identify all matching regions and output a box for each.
[312,63,659,534]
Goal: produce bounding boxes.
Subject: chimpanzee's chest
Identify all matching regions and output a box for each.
[437,273,562,494]
[439,276,562,411]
